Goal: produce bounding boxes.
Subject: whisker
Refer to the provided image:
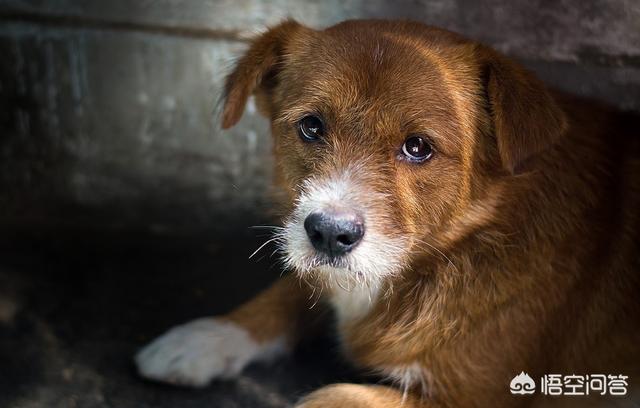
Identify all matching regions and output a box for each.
[309,282,324,309]
[336,277,351,292]
[308,284,317,301]
[413,238,459,274]
[249,225,285,230]
[248,237,280,260]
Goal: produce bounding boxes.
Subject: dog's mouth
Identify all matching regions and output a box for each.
[279,220,406,289]
[294,251,353,271]
[276,174,409,288]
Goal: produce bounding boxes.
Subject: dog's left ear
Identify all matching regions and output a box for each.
[221,20,306,129]
[479,46,568,174]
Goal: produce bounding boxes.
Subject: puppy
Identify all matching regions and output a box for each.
[135,19,640,407]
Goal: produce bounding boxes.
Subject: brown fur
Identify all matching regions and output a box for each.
[221,19,640,407]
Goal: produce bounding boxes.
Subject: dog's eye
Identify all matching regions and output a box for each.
[297,115,324,142]
[402,135,433,162]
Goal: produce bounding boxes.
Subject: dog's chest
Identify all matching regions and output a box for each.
[328,285,380,325]
[329,287,433,396]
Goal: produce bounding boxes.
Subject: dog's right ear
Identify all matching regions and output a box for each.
[221,20,305,129]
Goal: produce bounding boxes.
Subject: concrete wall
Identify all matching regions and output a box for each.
[1,0,639,233]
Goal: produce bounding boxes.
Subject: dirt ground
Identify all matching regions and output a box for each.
[0,226,360,408]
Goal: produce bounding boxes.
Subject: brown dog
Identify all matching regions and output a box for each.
[135,19,640,407]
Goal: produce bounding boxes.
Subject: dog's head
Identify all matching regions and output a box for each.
[222,20,566,288]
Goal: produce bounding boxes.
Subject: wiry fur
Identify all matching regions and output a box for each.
[279,169,409,288]
[138,19,640,408]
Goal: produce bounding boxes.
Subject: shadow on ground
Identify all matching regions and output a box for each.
[0,223,362,408]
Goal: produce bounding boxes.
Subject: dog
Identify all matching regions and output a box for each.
[135,19,640,407]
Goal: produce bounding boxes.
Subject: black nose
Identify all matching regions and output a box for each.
[304,211,365,256]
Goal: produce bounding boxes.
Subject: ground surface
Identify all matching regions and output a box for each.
[0,226,360,408]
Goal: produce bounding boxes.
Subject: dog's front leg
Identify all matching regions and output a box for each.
[297,383,430,408]
[135,274,315,387]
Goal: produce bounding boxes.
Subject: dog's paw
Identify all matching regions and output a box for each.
[134,318,261,387]
[296,384,381,408]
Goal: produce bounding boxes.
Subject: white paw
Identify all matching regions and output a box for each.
[135,318,262,387]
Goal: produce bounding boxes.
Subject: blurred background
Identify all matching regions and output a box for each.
[0,1,638,407]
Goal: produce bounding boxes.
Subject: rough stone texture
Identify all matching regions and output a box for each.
[4,0,640,60]
[0,22,271,232]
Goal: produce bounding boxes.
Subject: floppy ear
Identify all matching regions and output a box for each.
[480,46,568,174]
[221,20,304,129]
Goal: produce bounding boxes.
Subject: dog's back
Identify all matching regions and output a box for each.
[530,94,640,404]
